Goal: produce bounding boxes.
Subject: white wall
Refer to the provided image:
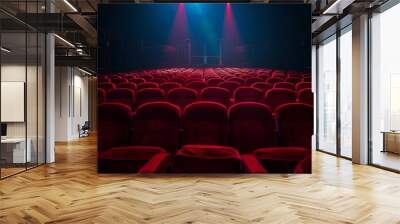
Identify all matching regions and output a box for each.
[55,67,89,141]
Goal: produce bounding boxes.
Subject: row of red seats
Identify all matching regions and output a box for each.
[99,79,311,93]
[100,75,311,86]
[98,101,313,173]
[100,68,311,83]
[98,86,313,112]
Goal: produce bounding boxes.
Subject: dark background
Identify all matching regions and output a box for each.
[98,3,311,74]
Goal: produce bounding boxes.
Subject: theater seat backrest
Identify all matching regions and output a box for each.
[297,88,313,106]
[285,77,302,84]
[151,77,167,84]
[111,78,128,84]
[218,81,241,98]
[265,88,297,112]
[182,101,228,145]
[117,82,137,91]
[207,78,224,87]
[295,82,312,92]
[129,78,146,85]
[137,82,159,90]
[167,87,197,110]
[99,82,116,92]
[185,81,207,93]
[106,88,136,109]
[136,88,165,106]
[245,77,263,86]
[98,88,106,104]
[160,82,182,93]
[276,103,313,149]
[229,102,277,154]
[233,87,264,103]
[98,103,133,152]
[266,77,284,85]
[227,77,245,85]
[251,82,272,92]
[133,102,181,154]
[273,82,295,90]
[200,87,230,106]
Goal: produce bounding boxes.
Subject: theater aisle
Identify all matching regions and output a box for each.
[0,135,400,223]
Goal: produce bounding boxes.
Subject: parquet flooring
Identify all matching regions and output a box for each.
[1,135,400,223]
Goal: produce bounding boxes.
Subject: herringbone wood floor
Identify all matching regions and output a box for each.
[1,135,400,224]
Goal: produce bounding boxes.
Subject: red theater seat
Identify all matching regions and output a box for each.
[111,78,128,84]
[106,88,136,109]
[99,82,116,92]
[251,82,272,92]
[285,77,302,84]
[129,77,146,85]
[200,87,230,106]
[256,74,271,81]
[160,82,182,93]
[98,103,133,153]
[172,145,241,173]
[228,102,277,154]
[117,82,137,91]
[264,88,297,112]
[297,88,313,106]
[303,77,312,82]
[233,87,264,103]
[218,81,241,98]
[169,77,185,84]
[185,81,207,93]
[151,77,168,84]
[132,102,181,154]
[273,82,295,90]
[245,77,263,86]
[276,103,313,148]
[136,88,165,106]
[295,82,311,92]
[266,77,285,85]
[227,77,245,85]
[167,87,197,110]
[141,74,153,81]
[137,82,159,90]
[207,78,224,87]
[98,88,106,104]
[182,101,228,145]
[98,77,110,83]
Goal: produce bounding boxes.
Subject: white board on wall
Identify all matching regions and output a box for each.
[1,82,25,122]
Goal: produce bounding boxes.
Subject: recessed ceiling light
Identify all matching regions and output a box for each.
[54,34,75,48]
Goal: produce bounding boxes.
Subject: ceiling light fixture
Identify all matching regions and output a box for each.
[322,0,342,14]
[1,47,11,53]
[54,34,75,48]
[63,0,78,12]
[78,67,93,76]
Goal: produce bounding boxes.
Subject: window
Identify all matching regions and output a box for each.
[370,2,400,171]
[317,35,337,154]
[339,27,352,158]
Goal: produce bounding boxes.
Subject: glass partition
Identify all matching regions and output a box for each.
[370,3,400,171]
[339,27,352,158]
[317,35,337,154]
[0,1,46,179]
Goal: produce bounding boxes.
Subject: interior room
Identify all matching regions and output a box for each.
[97,3,313,174]
[0,0,400,223]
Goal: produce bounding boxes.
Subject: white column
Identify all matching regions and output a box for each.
[46,0,55,163]
[352,14,369,164]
